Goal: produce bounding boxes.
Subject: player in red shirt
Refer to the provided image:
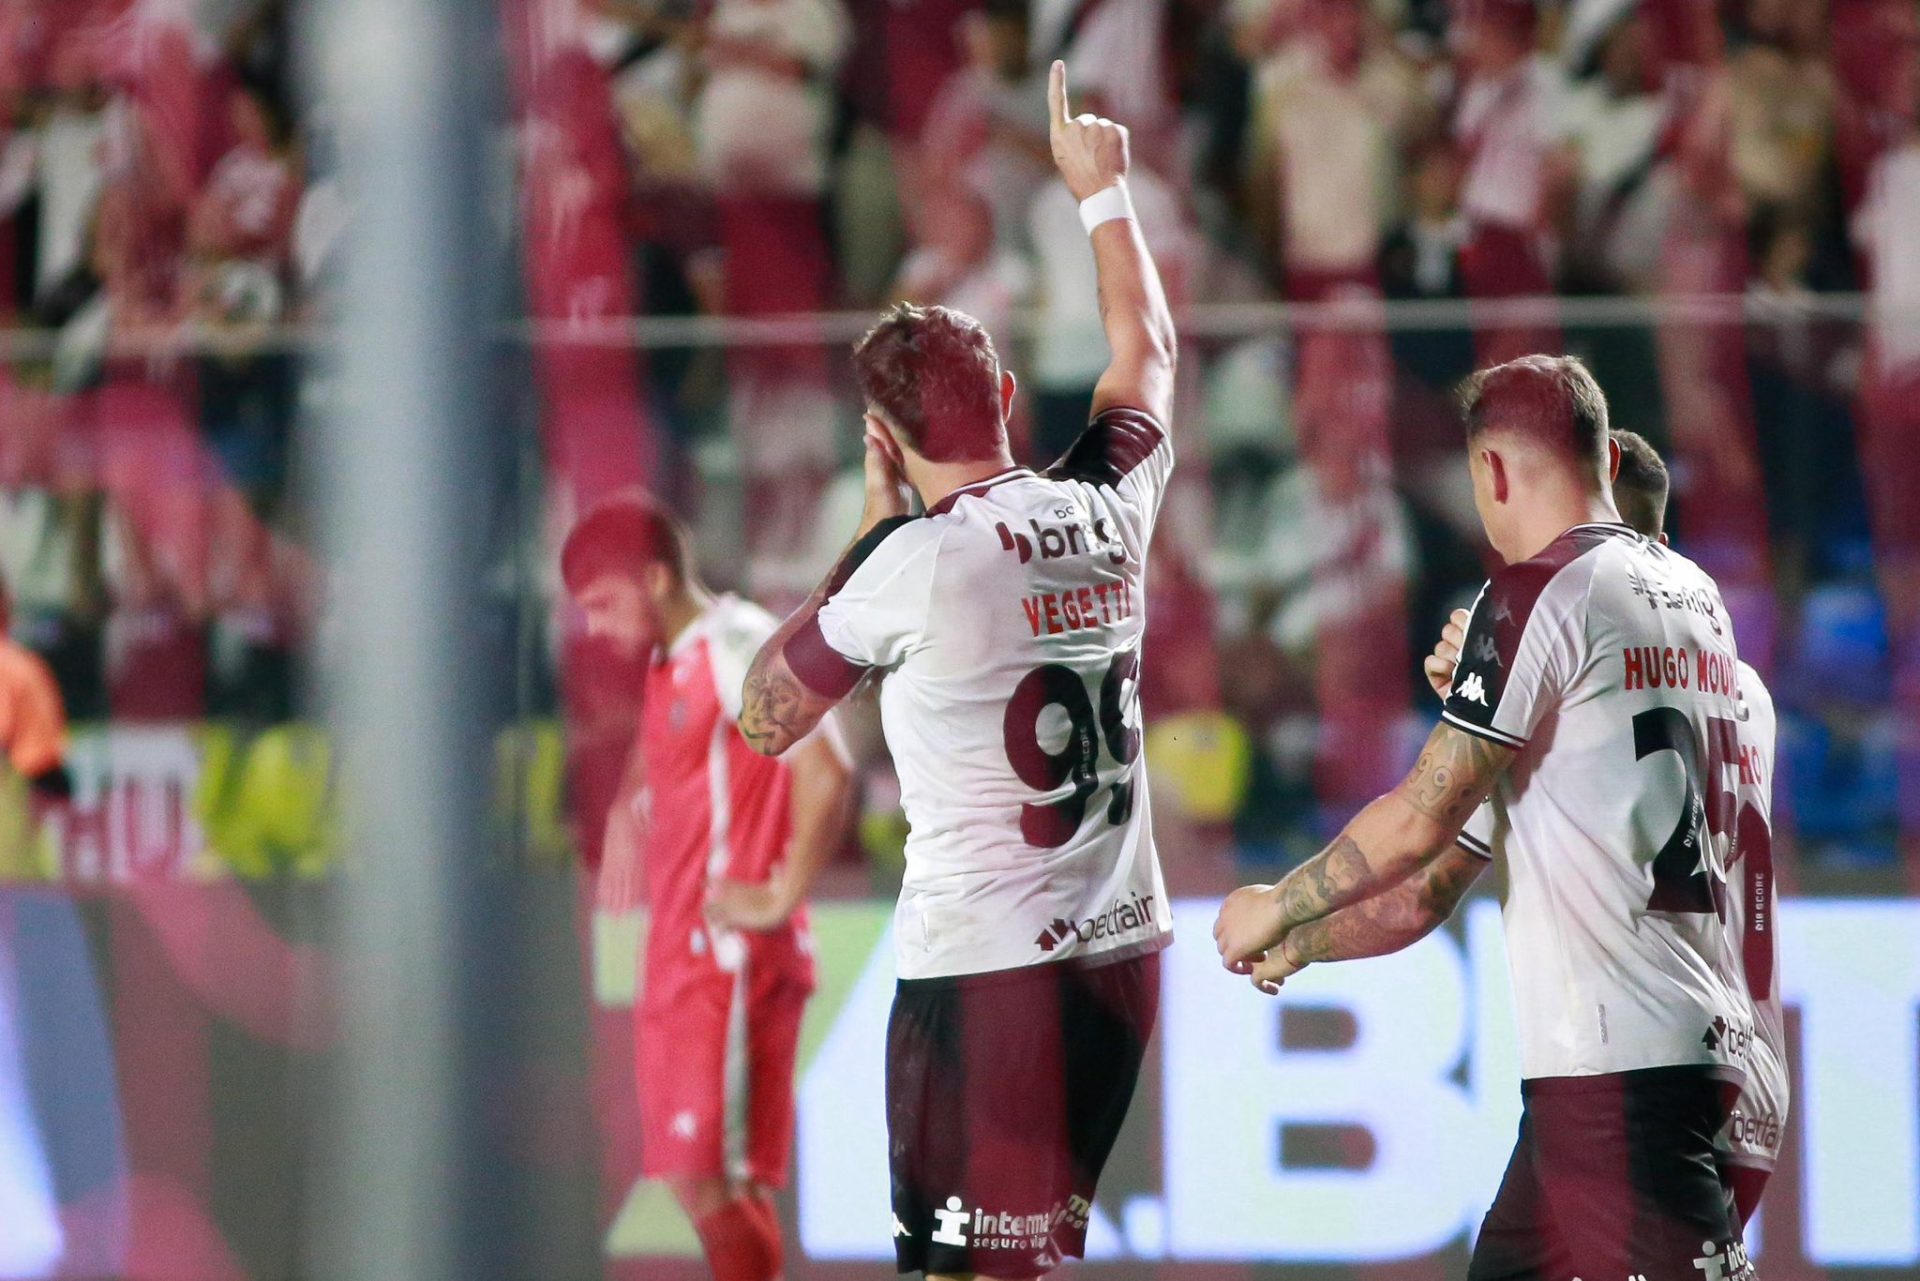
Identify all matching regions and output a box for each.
[563,493,852,1281]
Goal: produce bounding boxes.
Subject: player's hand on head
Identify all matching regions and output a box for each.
[859,416,911,533]
[705,878,795,932]
[1212,883,1284,972]
[1424,607,1472,700]
[1047,60,1130,203]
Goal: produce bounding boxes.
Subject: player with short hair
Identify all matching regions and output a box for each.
[1215,357,1758,1278]
[1283,426,1788,1230]
[1595,431,1785,1226]
[562,492,853,1281]
[735,62,1176,1280]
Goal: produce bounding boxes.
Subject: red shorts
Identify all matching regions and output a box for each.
[637,931,813,1187]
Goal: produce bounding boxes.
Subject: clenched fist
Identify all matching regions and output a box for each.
[1423,607,1472,700]
[1047,60,1130,203]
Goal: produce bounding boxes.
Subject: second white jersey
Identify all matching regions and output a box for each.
[792,408,1175,979]
[1722,662,1787,1168]
[1457,655,1789,1154]
[1443,525,1755,1081]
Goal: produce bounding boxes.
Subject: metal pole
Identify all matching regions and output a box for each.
[305,1,516,1277]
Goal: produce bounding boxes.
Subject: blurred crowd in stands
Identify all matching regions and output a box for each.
[0,0,1914,877]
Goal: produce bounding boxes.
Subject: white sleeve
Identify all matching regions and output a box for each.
[1441,556,1589,750]
[1456,802,1500,861]
[1047,406,1175,535]
[787,517,942,698]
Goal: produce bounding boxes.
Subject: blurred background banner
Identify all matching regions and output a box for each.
[0,0,1915,1277]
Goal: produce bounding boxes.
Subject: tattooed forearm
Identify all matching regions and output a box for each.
[1272,835,1374,930]
[1397,723,1514,827]
[738,538,862,755]
[1284,848,1487,964]
[1266,724,1511,934]
[738,658,809,753]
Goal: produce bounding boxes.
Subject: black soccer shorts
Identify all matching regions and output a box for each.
[1469,1065,1754,1281]
[885,948,1160,1279]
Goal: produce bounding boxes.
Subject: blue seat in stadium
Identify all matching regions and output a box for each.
[1858,713,1901,830]
[1789,585,1891,707]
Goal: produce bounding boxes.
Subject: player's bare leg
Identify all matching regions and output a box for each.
[669,1176,785,1281]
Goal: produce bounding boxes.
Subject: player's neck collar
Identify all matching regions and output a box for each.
[926,466,1033,516]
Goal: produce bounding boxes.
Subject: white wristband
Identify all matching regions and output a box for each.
[1077,184,1134,236]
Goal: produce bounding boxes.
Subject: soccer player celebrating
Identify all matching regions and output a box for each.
[1214,359,1759,1278]
[562,493,852,1281]
[735,61,1176,1280]
[1258,428,1789,1231]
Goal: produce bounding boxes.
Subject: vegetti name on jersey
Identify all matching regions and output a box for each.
[787,407,1175,979]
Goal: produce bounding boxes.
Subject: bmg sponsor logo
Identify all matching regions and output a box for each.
[996,517,1127,566]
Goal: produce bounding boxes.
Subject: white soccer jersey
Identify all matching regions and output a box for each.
[1442,524,1755,1081]
[1722,662,1787,1169]
[785,408,1174,980]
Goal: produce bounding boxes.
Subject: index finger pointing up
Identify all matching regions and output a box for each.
[1048,59,1069,129]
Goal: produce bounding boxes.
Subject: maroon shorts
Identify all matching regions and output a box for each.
[1468,1066,1750,1281]
[637,944,811,1187]
[886,949,1161,1278]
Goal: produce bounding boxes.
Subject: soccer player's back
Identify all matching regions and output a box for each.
[738,60,1178,1279]
[1614,432,1789,1223]
[794,411,1171,977]
[1446,523,1753,1079]
[1215,358,1760,1280]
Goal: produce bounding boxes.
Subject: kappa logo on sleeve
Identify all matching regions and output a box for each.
[1456,672,1489,706]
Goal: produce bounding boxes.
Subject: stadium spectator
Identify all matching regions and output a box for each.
[1246,0,1429,299]
[1557,0,1668,292]
[1451,0,1572,362]
[1380,139,1473,373]
[1850,25,1920,867]
[696,0,850,601]
[20,28,116,320]
[888,188,1030,350]
[917,0,1051,255]
[189,79,299,507]
[0,379,105,718]
[1725,0,1835,238]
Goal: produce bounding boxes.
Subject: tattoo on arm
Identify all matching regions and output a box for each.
[1284,850,1486,964]
[1267,724,1510,934]
[738,657,811,753]
[1398,724,1513,827]
[1272,835,1374,932]
[738,557,856,755]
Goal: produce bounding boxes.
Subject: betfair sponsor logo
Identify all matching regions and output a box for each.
[1034,892,1157,953]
